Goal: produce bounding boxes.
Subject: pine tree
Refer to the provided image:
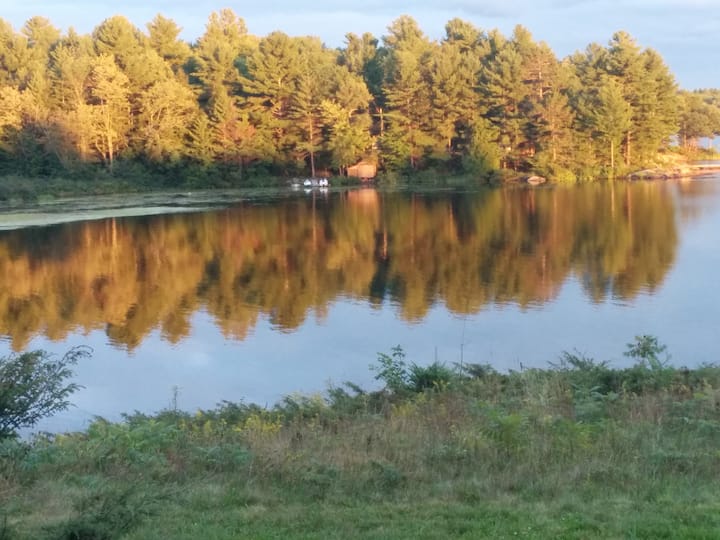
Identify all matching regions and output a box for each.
[479,29,530,170]
[591,77,632,171]
[192,9,252,103]
[0,19,31,88]
[321,73,373,172]
[146,14,191,76]
[381,16,434,171]
[428,36,480,162]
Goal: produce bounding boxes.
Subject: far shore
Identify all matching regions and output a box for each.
[628,161,720,180]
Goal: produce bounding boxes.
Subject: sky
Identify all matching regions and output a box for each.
[3,0,719,89]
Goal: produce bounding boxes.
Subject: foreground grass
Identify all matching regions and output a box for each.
[2,342,720,538]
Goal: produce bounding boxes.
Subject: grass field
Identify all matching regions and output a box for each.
[2,339,720,539]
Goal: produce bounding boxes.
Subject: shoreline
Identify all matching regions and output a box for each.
[4,348,720,538]
[628,162,720,180]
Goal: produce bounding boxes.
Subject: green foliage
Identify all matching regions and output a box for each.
[0,515,16,540]
[371,345,409,393]
[554,337,677,401]
[408,362,455,392]
[625,334,668,368]
[0,347,90,439]
[0,11,701,184]
[678,90,720,151]
[371,346,455,394]
[553,351,617,421]
[46,484,160,540]
[367,460,404,492]
[462,116,501,178]
[622,335,674,392]
[3,338,720,538]
[530,152,577,183]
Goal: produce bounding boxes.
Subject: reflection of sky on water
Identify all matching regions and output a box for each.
[9,175,720,435]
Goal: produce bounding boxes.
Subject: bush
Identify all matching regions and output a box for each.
[0,347,90,439]
[371,346,409,394]
[408,362,455,392]
[372,346,455,394]
[47,484,159,540]
[622,335,674,392]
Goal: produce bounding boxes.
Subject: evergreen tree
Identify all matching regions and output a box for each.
[21,16,60,110]
[241,32,309,172]
[0,19,31,88]
[464,115,501,177]
[192,9,252,102]
[381,16,434,171]
[605,32,677,166]
[341,33,384,107]
[591,77,632,170]
[146,14,191,76]
[186,111,216,165]
[632,48,678,161]
[479,29,528,170]
[92,15,145,69]
[429,34,480,162]
[321,72,373,172]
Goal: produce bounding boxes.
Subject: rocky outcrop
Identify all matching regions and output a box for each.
[628,167,693,179]
[628,164,720,180]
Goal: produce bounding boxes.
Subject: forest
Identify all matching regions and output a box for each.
[0,9,719,185]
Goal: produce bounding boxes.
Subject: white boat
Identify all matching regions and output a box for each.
[526,175,546,186]
[302,178,330,188]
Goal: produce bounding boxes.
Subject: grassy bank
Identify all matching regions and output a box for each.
[2,340,720,538]
[0,172,296,206]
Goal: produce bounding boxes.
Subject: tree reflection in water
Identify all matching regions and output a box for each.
[0,183,677,350]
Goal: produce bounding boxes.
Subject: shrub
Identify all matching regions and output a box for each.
[372,347,455,394]
[371,346,409,394]
[0,347,90,439]
[622,335,674,392]
[408,362,455,392]
[46,484,159,540]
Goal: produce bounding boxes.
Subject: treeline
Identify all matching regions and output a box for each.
[678,89,720,151]
[0,10,717,184]
[0,185,676,350]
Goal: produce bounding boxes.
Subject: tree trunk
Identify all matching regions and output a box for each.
[309,117,316,178]
[625,131,631,166]
[107,131,114,172]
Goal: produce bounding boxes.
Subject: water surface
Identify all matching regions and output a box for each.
[2,177,718,432]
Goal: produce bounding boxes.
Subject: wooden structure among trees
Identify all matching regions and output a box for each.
[347,161,377,180]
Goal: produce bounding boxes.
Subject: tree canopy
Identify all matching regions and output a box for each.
[0,11,712,183]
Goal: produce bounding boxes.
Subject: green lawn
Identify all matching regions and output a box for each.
[3,341,720,539]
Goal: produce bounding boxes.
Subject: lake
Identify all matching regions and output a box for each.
[2,176,719,433]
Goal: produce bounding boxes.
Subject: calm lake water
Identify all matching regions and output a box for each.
[3,175,720,433]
